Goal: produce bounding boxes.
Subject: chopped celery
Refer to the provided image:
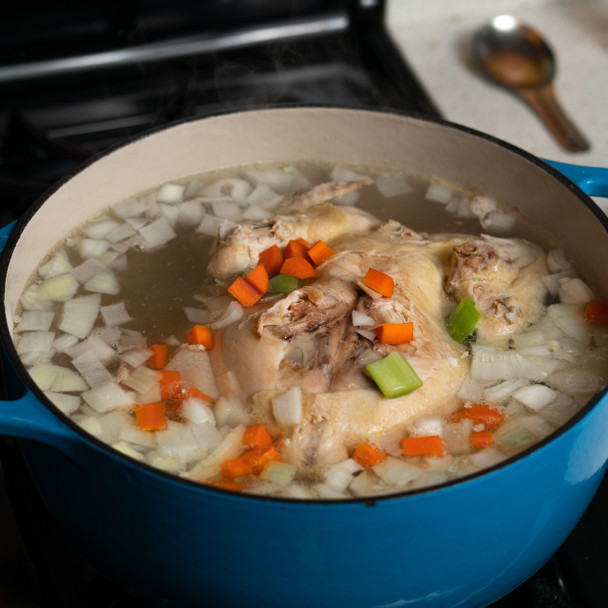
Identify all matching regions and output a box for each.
[446,297,480,343]
[268,274,299,294]
[366,352,423,399]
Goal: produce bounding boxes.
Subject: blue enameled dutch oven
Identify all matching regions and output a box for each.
[1,108,608,608]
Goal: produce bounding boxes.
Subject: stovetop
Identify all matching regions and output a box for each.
[0,1,606,606]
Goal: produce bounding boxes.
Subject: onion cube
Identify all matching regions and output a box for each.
[375,174,412,198]
[71,351,114,388]
[60,294,101,339]
[39,250,73,279]
[272,386,303,427]
[101,301,132,327]
[157,183,185,204]
[82,382,134,413]
[44,391,81,414]
[39,273,79,301]
[138,218,177,249]
[15,311,55,332]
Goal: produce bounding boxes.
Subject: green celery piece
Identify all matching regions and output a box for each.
[446,297,480,343]
[268,274,299,294]
[366,352,423,399]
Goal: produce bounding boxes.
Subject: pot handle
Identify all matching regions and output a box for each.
[0,221,79,451]
[544,160,608,198]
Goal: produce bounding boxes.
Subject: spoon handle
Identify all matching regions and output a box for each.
[517,84,589,152]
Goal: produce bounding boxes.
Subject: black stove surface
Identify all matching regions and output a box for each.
[0,1,606,607]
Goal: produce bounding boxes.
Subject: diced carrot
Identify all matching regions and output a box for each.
[401,435,444,457]
[584,300,608,325]
[352,443,386,468]
[258,244,284,277]
[228,276,263,307]
[452,404,504,430]
[280,256,316,279]
[185,324,213,349]
[148,344,168,369]
[209,480,243,492]
[471,431,494,449]
[362,268,394,298]
[158,369,181,400]
[284,239,309,259]
[242,445,281,475]
[244,263,269,295]
[243,424,274,453]
[135,402,166,431]
[307,240,333,266]
[296,237,312,249]
[373,322,414,345]
[220,456,253,479]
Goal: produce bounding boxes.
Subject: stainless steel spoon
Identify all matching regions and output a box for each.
[473,14,589,152]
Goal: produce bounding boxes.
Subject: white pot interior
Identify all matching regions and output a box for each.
[4,107,608,317]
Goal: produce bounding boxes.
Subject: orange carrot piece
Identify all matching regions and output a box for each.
[352,443,386,468]
[209,480,243,492]
[280,256,316,279]
[258,244,284,277]
[401,435,444,457]
[307,240,333,266]
[158,369,181,400]
[221,456,253,479]
[296,237,312,249]
[373,322,414,345]
[284,239,309,259]
[584,300,608,325]
[243,424,274,453]
[148,344,168,369]
[242,445,281,475]
[227,276,263,307]
[135,402,166,431]
[186,324,213,349]
[244,263,270,295]
[471,431,494,449]
[362,268,394,298]
[452,404,504,430]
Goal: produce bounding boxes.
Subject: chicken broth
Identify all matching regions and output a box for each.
[12,162,608,499]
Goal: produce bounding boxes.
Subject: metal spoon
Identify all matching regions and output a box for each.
[473,14,589,152]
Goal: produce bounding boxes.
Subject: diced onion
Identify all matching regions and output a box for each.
[209,301,243,329]
[375,174,412,198]
[71,351,114,387]
[212,200,242,220]
[513,384,557,411]
[112,199,147,219]
[184,307,210,324]
[547,304,590,345]
[84,268,120,295]
[373,456,421,486]
[123,365,160,393]
[323,459,363,492]
[100,301,132,327]
[159,203,180,227]
[16,330,55,355]
[44,391,81,414]
[67,334,117,364]
[177,200,205,226]
[425,182,453,204]
[82,382,134,413]
[83,219,121,240]
[106,222,136,244]
[272,387,303,427]
[471,345,548,381]
[138,218,177,249]
[247,184,284,210]
[352,310,375,326]
[28,364,88,392]
[157,183,185,204]
[181,397,216,425]
[60,294,101,339]
[204,178,252,206]
[260,461,297,487]
[78,238,110,259]
[71,257,106,283]
[39,273,79,301]
[547,250,573,273]
[196,213,224,236]
[558,277,595,305]
[39,250,73,279]
[186,425,246,481]
[118,424,157,449]
[15,311,54,332]
[241,203,272,220]
[214,396,250,428]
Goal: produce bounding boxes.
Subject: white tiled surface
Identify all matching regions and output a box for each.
[385,0,608,212]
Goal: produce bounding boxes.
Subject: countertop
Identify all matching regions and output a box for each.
[385,0,608,214]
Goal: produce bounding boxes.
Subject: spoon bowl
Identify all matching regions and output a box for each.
[474,15,589,152]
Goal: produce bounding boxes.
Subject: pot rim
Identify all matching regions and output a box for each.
[1,103,607,506]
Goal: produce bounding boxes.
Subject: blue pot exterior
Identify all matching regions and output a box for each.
[16,384,608,608]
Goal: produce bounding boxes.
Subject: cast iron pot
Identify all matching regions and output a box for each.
[1,107,608,608]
